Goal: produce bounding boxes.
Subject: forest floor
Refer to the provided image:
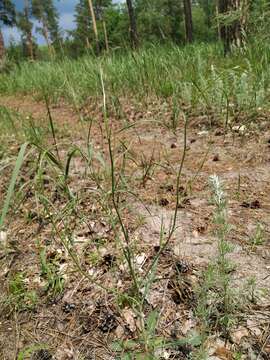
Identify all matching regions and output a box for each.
[0,95,270,360]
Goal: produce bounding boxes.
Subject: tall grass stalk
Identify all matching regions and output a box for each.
[0,143,28,230]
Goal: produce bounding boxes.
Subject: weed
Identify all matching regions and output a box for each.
[249,222,265,248]
[39,246,65,298]
[0,143,28,231]
[194,175,237,357]
[7,272,37,312]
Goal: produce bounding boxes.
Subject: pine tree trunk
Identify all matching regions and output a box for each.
[87,0,100,52]
[26,32,34,60]
[126,0,139,49]
[103,20,109,53]
[218,0,249,55]
[183,0,193,43]
[24,0,34,60]
[234,0,249,47]
[0,29,5,60]
[205,0,212,28]
[86,37,91,49]
[218,0,231,55]
[216,3,221,41]
[42,18,55,58]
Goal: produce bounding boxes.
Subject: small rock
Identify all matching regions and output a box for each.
[171,143,177,149]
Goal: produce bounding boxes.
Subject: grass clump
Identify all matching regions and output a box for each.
[6,272,37,312]
[1,44,270,119]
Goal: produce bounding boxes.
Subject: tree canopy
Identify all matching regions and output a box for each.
[0,0,269,60]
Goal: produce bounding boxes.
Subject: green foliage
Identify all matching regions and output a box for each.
[0,0,269,59]
[0,142,28,230]
[198,0,215,28]
[72,0,125,54]
[16,0,38,59]
[39,246,65,298]
[17,345,49,360]
[7,272,37,311]
[194,175,239,357]
[112,317,202,359]
[249,0,270,42]
[249,223,265,247]
[31,0,61,47]
[0,0,16,26]
[1,42,269,118]
[136,0,184,44]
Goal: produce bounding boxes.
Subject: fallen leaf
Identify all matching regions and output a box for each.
[181,318,196,335]
[231,327,249,344]
[214,346,233,360]
[0,231,7,247]
[123,308,137,332]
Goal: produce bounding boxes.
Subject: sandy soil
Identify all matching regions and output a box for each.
[0,96,269,359]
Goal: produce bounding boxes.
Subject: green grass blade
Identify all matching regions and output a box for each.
[0,143,28,230]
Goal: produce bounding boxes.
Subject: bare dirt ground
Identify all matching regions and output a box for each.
[0,96,270,359]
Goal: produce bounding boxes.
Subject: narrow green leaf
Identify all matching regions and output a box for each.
[146,309,159,336]
[0,143,28,230]
[65,148,78,181]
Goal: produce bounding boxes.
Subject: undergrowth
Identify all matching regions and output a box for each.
[0,43,269,359]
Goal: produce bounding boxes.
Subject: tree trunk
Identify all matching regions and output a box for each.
[103,20,109,53]
[205,0,212,28]
[183,0,193,43]
[234,0,249,47]
[86,37,91,49]
[0,29,5,60]
[87,0,100,53]
[216,3,221,41]
[126,0,139,49]
[218,0,231,55]
[26,31,34,60]
[24,0,34,60]
[41,16,55,58]
[218,0,249,55]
